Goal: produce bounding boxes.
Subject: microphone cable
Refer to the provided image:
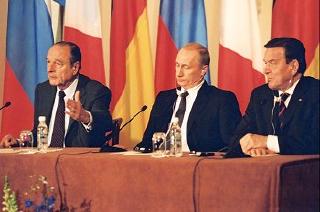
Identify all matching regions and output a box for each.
[54,150,96,210]
[192,157,209,212]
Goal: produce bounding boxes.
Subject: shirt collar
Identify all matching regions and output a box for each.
[57,76,79,98]
[177,80,204,96]
[278,79,300,96]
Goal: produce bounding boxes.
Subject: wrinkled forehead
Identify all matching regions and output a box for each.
[47,45,71,61]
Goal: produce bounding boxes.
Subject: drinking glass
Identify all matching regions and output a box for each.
[18,130,34,150]
[152,132,167,158]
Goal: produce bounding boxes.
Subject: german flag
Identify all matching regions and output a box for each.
[272,0,319,79]
[109,0,155,148]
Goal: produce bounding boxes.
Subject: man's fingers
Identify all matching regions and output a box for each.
[249,148,269,157]
[74,91,80,102]
[240,133,251,153]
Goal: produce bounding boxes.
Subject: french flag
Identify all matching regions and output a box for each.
[1,0,55,138]
[218,0,265,113]
[63,0,106,84]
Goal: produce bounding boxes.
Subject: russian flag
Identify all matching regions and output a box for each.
[218,0,265,113]
[1,0,55,138]
[63,0,106,84]
[155,0,210,94]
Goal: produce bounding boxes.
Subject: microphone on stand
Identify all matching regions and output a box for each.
[120,105,147,131]
[0,102,11,111]
[100,105,148,152]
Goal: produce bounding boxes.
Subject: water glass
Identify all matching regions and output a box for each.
[18,130,34,149]
[152,132,167,158]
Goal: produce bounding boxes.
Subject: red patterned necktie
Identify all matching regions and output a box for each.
[278,93,290,128]
[50,91,66,147]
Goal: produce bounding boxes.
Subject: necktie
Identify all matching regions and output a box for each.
[175,91,189,126]
[50,91,66,147]
[278,93,290,128]
[272,92,290,134]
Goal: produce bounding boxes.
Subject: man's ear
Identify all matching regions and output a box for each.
[201,65,208,77]
[72,61,80,75]
[290,59,299,75]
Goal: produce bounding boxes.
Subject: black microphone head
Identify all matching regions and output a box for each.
[272,90,279,97]
[5,102,11,107]
[141,105,147,111]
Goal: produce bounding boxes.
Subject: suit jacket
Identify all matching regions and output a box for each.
[33,74,113,147]
[233,76,319,154]
[136,82,241,152]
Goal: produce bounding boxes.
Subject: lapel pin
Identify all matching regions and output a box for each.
[298,98,302,102]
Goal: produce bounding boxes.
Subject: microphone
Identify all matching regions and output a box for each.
[120,105,147,131]
[100,105,148,152]
[272,90,281,103]
[0,101,11,111]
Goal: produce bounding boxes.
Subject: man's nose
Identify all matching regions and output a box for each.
[176,67,183,76]
[47,63,55,72]
[263,65,270,74]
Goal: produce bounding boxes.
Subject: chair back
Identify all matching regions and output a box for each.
[111,118,123,145]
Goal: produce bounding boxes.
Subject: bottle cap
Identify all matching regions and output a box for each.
[38,116,46,122]
[172,117,179,123]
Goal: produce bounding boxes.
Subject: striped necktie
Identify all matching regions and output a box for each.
[278,93,290,128]
[50,91,66,147]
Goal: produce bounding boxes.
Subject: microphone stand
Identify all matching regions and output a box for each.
[99,105,148,152]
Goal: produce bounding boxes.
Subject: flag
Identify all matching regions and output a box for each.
[272,0,319,79]
[63,0,106,84]
[1,0,55,138]
[110,0,155,148]
[155,0,210,94]
[218,0,265,113]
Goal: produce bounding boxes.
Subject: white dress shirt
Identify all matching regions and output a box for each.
[267,79,300,153]
[169,80,204,152]
[48,78,79,147]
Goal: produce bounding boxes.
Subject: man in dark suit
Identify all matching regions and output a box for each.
[1,41,112,148]
[135,42,241,153]
[234,37,319,156]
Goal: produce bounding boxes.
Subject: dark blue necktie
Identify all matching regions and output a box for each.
[50,91,66,147]
[175,91,189,127]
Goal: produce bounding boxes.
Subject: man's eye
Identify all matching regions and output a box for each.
[55,62,63,68]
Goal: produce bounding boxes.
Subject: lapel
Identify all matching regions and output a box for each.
[161,90,177,129]
[44,85,57,125]
[167,92,178,115]
[66,75,88,134]
[187,82,209,133]
[281,78,307,127]
[263,89,277,134]
[264,88,279,135]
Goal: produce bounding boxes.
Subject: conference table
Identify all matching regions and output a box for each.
[0,148,319,212]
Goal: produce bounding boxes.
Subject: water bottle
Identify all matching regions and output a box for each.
[169,117,182,157]
[37,116,48,153]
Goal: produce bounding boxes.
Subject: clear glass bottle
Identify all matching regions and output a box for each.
[169,117,182,157]
[37,116,48,153]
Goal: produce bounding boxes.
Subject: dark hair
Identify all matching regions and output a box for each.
[182,42,210,66]
[54,41,81,69]
[264,37,306,74]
